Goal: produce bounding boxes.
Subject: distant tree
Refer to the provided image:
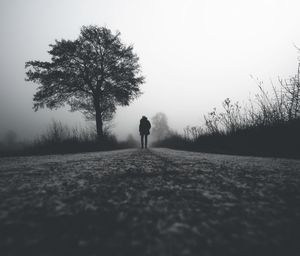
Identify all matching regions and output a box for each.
[3,130,18,145]
[26,25,144,139]
[125,134,138,147]
[151,112,171,141]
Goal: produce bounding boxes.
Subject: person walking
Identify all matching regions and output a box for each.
[139,116,151,149]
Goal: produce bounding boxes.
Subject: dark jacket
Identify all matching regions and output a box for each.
[139,117,151,135]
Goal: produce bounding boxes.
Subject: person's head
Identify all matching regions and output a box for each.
[142,115,147,120]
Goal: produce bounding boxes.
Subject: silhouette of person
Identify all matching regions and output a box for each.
[139,116,151,149]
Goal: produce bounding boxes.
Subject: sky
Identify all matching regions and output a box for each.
[1,0,300,141]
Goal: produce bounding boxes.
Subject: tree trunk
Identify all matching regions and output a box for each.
[94,98,103,140]
[96,112,103,139]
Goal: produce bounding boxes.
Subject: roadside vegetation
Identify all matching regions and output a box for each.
[154,61,300,158]
[0,121,138,157]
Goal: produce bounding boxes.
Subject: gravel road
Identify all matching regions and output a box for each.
[0,148,300,256]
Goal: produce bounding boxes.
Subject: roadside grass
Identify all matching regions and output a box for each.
[154,63,300,159]
[154,119,300,158]
[0,121,139,157]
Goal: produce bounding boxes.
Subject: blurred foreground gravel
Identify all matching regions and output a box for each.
[0,148,300,256]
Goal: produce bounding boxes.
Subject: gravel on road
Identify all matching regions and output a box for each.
[0,148,300,256]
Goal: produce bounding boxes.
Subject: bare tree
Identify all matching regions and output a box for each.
[151,112,171,141]
[279,62,300,120]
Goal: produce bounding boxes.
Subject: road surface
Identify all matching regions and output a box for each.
[0,148,300,256]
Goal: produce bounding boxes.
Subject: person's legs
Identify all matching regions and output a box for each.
[145,135,148,148]
[141,135,144,148]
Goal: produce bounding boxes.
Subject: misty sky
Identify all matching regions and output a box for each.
[1,0,300,141]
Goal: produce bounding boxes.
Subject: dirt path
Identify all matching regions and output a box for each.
[0,148,300,256]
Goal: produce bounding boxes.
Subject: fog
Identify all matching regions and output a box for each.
[1,0,300,141]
